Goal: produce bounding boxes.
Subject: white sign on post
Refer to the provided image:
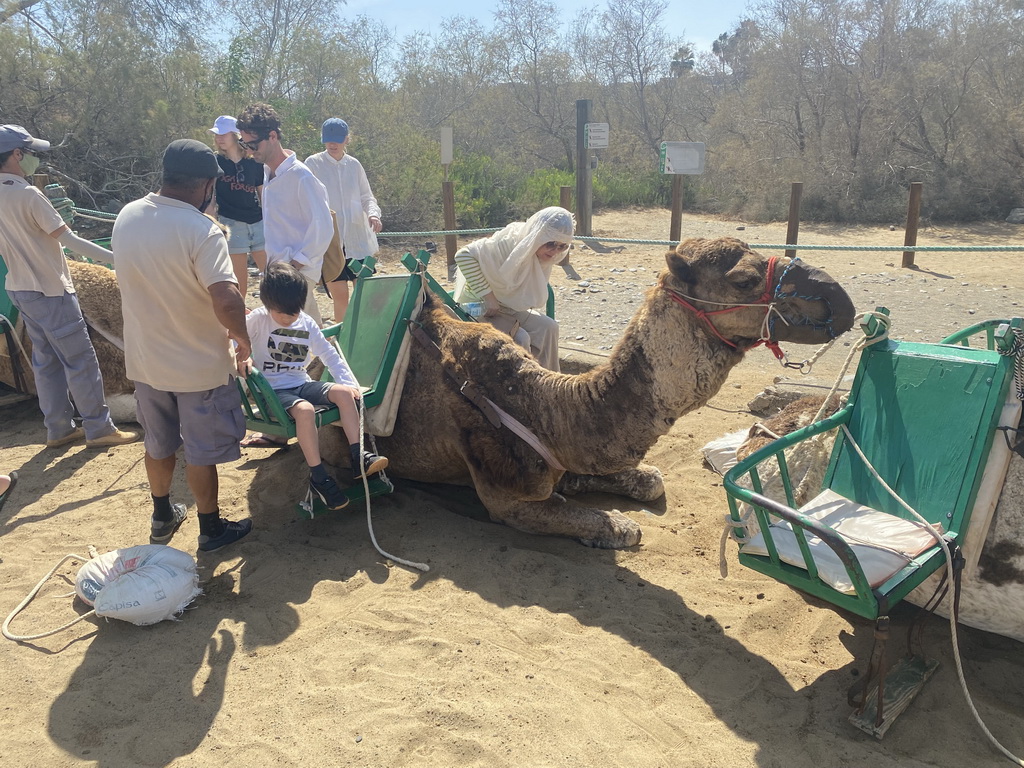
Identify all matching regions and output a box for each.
[660,142,705,174]
[584,123,609,149]
[440,126,453,165]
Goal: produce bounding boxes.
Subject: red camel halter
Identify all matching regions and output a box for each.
[664,255,789,363]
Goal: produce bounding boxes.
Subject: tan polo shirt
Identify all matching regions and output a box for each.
[0,172,74,296]
[111,193,237,392]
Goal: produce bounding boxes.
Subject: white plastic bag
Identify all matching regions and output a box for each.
[76,545,201,626]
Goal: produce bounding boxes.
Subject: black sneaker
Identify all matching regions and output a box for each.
[355,452,389,480]
[197,518,253,552]
[309,474,349,510]
[151,503,187,544]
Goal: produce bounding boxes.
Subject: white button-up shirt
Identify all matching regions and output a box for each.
[305,151,380,261]
[262,151,333,282]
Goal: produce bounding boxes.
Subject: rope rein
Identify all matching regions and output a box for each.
[3,545,101,643]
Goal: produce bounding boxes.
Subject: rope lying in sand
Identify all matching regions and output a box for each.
[2,546,100,643]
[356,398,429,573]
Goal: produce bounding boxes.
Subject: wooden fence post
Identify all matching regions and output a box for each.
[902,182,923,269]
[785,182,802,259]
[442,179,457,280]
[669,175,683,242]
[559,185,581,279]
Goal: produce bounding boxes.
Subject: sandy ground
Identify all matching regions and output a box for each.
[1,209,1023,767]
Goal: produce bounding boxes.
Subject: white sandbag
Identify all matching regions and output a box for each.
[701,428,749,475]
[76,545,201,626]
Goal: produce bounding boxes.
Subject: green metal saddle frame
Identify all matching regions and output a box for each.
[723,308,1022,621]
[235,252,435,513]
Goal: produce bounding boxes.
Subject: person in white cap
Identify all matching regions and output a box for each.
[305,117,383,323]
[0,124,139,448]
[208,115,266,298]
[236,103,332,325]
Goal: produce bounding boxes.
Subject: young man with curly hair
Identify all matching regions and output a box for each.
[235,103,332,326]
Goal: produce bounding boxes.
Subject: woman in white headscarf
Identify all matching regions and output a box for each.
[453,206,574,371]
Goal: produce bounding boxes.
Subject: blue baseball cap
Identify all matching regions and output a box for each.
[321,118,349,144]
[0,125,50,153]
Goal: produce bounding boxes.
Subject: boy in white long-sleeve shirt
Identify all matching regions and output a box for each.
[242,262,388,510]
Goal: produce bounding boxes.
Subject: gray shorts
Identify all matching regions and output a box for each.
[219,216,266,255]
[275,380,337,410]
[134,380,244,465]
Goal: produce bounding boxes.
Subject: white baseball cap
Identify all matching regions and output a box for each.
[208,115,238,135]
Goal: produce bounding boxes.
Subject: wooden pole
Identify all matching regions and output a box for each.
[558,185,581,279]
[669,175,683,241]
[785,182,803,259]
[442,179,457,280]
[575,99,593,237]
[32,173,48,191]
[902,182,923,269]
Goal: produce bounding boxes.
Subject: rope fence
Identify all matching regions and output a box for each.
[45,185,1024,254]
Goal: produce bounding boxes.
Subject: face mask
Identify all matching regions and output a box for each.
[199,182,214,213]
[19,152,40,177]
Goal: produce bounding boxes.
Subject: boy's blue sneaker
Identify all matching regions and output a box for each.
[355,452,389,480]
[150,503,188,544]
[310,474,349,510]
[197,518,253,552]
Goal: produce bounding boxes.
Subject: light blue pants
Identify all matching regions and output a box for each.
[9,290,116,441]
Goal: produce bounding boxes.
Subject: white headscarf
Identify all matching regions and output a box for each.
[455,206,575,311]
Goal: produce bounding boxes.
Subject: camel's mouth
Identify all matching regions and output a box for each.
[769,262,856,344]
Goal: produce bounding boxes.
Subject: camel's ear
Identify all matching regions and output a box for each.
[665,250,695,284]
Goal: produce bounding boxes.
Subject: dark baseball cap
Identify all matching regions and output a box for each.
[0,125,51,153]
[162,139,223,178]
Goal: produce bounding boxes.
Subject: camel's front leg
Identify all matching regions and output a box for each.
[474,481,643,549]
[557,464,665,503]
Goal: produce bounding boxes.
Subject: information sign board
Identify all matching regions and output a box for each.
[659,142,705,174]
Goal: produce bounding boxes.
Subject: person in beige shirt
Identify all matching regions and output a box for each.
[0,124,137,449]
[112,139,252,552]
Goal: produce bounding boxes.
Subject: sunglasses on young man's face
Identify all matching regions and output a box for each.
[238,135,266,151]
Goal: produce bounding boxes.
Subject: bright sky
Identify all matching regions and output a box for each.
[342,0,753,54]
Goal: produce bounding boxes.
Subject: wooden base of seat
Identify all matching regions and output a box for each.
[298,474,394,519]
[849,654,939,739]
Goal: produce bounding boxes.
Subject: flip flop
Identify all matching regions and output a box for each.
[0,471,19,515]
[240,434,289,448]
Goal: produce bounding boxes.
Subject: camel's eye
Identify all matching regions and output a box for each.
[728,270,761,292]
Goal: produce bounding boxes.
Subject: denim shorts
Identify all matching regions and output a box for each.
[275,380,337,410]
[219,216,265,255]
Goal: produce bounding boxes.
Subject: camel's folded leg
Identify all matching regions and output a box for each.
[557,464,665,503]
[474,482,642,549]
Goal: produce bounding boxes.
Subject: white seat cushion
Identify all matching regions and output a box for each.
[740,489,943,594]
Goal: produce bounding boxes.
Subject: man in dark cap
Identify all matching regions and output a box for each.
[0,124,138,448]
[112,139,253,551]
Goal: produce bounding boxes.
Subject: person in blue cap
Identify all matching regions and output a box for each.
[0,124,139,449]
[306,117,383,323]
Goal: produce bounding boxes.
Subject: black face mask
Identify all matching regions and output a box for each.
[199,184,214,213]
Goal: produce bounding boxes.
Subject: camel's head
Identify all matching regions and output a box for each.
[661,237,855,347]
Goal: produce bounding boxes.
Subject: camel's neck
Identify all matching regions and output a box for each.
[548,292,744,474]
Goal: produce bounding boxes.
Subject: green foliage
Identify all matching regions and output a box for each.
[593,168,672,209]
[5,0,1024,226]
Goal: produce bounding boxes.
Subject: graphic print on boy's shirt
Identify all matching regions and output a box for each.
[264,326,310,372]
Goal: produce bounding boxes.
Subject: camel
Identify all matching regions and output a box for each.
[0,260,136,421]
[321,237,855,548]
